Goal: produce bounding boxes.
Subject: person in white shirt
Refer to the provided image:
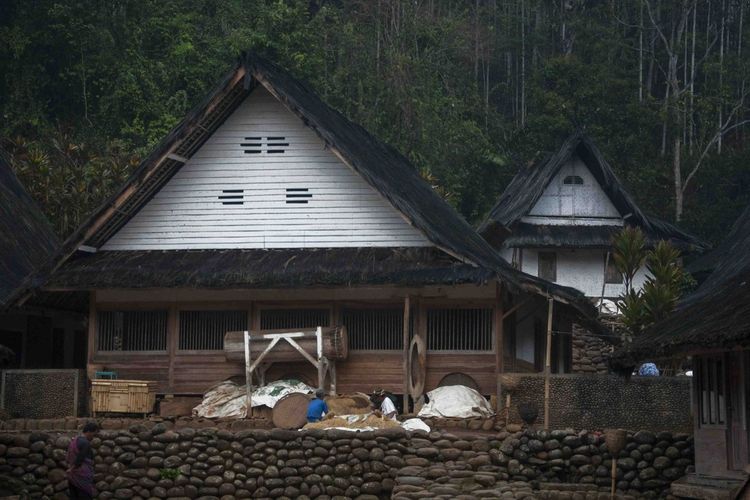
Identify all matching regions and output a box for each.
[371,390,397,420]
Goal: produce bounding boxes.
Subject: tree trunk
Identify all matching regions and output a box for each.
[719,0,725,154]
[674,136,683,221]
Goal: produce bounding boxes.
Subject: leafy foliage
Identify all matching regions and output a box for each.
[0,1,749,240]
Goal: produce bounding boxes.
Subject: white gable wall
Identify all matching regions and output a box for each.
[525,156,621,225]
[102,86,431,250]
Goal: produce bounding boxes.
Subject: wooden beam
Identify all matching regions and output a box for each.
[283,336,319,366]
[402,295,411,413]
[86,292,97,378]
[495,283,504,413]
[544,298,554,430]
[501,297,531,320]
[166,153,189,163]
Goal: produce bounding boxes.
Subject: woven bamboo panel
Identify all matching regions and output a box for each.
[91,380,157,414]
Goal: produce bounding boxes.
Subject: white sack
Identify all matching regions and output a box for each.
[250,379,313,409]
[401,418,431,433]
[417,385,494,419]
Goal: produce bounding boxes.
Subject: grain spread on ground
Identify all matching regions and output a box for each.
[303,413,401,430]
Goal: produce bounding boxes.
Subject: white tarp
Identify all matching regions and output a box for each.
[417,385,495,419]
[193,379,313,419]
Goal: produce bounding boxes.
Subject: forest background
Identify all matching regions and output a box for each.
[2,0,750,248]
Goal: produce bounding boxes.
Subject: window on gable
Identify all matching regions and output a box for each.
[286,188,312,204]
[538,252,557,282]
[604,253,623,284]
[563,175,584,185]
[219,189,244,205]
[240,136,288,154]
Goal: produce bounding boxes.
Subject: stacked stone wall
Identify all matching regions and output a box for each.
[0,425,693,499]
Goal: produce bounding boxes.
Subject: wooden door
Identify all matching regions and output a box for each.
[727,351,749,471]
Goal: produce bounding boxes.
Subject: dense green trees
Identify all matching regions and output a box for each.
[1,1,749,245]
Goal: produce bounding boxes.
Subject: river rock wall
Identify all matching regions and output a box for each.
[0,425,693,499]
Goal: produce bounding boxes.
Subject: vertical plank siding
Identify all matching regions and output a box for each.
[102,87,430,250]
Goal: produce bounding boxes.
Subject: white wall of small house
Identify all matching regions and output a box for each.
[102,86,431,250]
[500,247,649,298]
[524,156,622,225]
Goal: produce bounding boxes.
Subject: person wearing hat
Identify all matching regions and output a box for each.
[372,389,397,420]
[306,388,329,423]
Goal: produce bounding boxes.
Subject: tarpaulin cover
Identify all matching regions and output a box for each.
[193,379,313,419]
[417,385,495,419]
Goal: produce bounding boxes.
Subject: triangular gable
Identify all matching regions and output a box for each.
[527,154,621,221]
[479,132,706,250]
[102,86,430,250]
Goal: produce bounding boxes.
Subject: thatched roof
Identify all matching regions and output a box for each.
[478,132,706,251]
[611,203,750,369]
[686,204,750,278]
[47,248,495,290]
[30,52,600,321]
[0,154,60,309]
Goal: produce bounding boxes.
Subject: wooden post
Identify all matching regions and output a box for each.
[167,305,178,393]
[611,458,617,499]
[544,297,554,430]
[244,330,252,416]
[402,295,410,413]
[599,251,611,314]
[494,283,504,413]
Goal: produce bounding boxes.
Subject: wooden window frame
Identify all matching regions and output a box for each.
[177,309,249,353]
[424,302,495,353]
[604,253,623,284]
[696,354,727,428]
[95,308,169,355]
[342,304,404,352]
[538,252,557,282]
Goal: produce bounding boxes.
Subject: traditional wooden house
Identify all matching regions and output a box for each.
[31,54,602,404]
[0,153,85,369]
[478,132,705,302]
[612,204,750,498]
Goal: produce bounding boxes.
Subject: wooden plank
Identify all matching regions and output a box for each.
[544,298,554,430]
[402,295,410,412]
[167,305,178,391]
[495,283,504,411]
[244,331,252,411]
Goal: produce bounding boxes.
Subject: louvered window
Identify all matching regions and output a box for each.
[259,308,331,330]
[97,311,167,352]
[241,136,288,154]
[426,308,493,351]
[343,308,403,350]
[179,310,248,350]
[219,189,244,205]
[286,188,312,204]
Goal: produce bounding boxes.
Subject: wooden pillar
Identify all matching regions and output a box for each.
[167,305,178,393]
[244,330,252,414]
[494,283,504,413]
[86,292,97,380]
[544,297,554,430]
[402,295,411,413]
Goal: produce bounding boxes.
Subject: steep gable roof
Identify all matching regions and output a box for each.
[611,202,750,369]
[29,53,601,319]
[0,153,60,308]
[478,132,706,251]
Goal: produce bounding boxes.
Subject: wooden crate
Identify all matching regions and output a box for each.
[91,380,157,415]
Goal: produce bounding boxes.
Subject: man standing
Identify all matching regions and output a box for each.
[66,422,99,499]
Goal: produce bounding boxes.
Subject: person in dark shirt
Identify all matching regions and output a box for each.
[306,388,329,422]
[66,422,99,499]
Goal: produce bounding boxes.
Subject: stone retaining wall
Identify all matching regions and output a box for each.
[571,324,613,374]
[504,374,692,433]
[0,424,693,499]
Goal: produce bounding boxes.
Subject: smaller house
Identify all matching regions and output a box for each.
[612,204,750,499]
[478,132,705,302]
[0,153,86,369]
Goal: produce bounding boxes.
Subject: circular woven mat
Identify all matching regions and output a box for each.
[272,392,311,429]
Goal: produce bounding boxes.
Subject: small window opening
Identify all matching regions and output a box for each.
[286,188,312,204]
[241,136,287,154]
[604,253,623,284]
[219,189,244,205]
[538,252,557,282]
[563,175,584,185]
